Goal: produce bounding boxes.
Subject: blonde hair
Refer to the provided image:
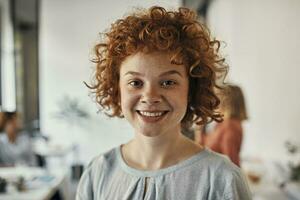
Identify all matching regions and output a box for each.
[219,85,248,121]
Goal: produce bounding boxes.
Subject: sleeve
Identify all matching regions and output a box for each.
[76,162,94,200]
[222,168,252,200]
[221,126,242,167]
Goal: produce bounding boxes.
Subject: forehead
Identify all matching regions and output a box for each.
[119,51,187,76]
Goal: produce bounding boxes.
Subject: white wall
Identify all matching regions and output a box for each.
[40,0,180,164]
[207,0,300,160]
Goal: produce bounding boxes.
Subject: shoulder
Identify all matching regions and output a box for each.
[76,146,119,200]
[195,149,238,173]
[185,148,241,176]
[202,149,242,176]
[194,150,252,199]
[222,119,242,130]
[220,163,252,200]
[82,146,119,179]
[90,146,118,168]
[209,151,243,181]
[219,119,242,137]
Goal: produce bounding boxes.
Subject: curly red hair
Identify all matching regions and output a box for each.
[87,6,228,126]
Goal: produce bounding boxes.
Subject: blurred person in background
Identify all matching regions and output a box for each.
[0,111,36,166]
[194,84,248,167]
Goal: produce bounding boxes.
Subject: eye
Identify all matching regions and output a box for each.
[161,80,177,88]
[128,80,143,88]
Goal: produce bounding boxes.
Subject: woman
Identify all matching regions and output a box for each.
[195,85,248,167]
[76,6,251,200]
[0,111,36,166]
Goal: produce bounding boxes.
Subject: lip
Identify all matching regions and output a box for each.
[136,110,169,123]
[137,110,168,112]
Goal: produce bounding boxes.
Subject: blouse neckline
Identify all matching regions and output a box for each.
[116,144,210,177]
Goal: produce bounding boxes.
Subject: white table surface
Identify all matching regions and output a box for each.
[0,166,66,200]
[250,180,300,200]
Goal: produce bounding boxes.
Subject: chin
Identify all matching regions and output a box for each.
[142,133,161,138]
[136,128,163,138]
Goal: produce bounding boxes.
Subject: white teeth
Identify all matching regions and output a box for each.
[139,111,164,117]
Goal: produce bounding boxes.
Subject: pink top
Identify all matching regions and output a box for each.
[200,119,243,167]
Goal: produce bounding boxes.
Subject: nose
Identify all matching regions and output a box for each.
[140,85,162,105]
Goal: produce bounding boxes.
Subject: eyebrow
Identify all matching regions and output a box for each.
[124,70,183,78]
[159,70,183,78]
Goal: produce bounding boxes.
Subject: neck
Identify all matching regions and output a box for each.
[122,127,202,170]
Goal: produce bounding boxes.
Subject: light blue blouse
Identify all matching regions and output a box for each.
[0,133,36,166]
[76,145,252,200]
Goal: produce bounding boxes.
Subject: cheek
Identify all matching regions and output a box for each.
[173,86,189,115]
[166,90,188,115]
[119,87,139,114]
[175,96,188,113]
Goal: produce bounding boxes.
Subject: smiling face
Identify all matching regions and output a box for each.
[119,51,189,137]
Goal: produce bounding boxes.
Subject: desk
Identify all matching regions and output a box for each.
[0,166,66,200]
